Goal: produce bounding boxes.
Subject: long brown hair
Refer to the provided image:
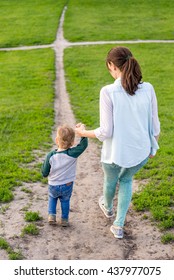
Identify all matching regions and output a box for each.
[106,46,142,95]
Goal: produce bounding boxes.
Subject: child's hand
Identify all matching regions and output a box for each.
[75,123,85,129]
[75,123,81,128]
[75,123,84,127]
[75,123,86,136]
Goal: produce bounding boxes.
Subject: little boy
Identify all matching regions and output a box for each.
[42,124,88,226]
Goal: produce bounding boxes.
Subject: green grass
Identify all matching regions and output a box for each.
[64,43,174,231]
[0,237,9,250]
[0,49,55,202]
[24,211,43,222]
[64,0,174,42]
[0,0,67,47]
[8,251,24,260]
[0,204,9,214]
[21,187,33,194]
[64,45,108,127]
[161,233,174,244]
[21,223,39,236]
[0,237,24,259]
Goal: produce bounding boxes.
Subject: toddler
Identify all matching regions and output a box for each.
[42,124,88,226]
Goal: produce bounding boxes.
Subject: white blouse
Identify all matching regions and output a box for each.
[94,78,160,168]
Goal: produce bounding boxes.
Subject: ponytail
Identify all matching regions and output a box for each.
[106,47,142,95]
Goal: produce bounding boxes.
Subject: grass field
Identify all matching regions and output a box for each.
[64,0,174,41]
[0,49,55,202]
[0,0,67,47]
[0,0,174,243]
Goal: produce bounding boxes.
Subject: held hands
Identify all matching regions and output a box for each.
[75,123,86,137]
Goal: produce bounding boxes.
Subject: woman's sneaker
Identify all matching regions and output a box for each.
[110,225,123,239]
[98,196,114,218]
[48,214,56,225]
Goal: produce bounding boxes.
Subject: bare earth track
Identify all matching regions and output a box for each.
[0,6,173,260]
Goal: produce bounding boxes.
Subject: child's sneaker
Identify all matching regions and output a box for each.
[99,196,114,218]
[60,219,69,227]
[110,225,123,239]
[48,214,56,225]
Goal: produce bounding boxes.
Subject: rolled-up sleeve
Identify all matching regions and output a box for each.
[94,86,113,141]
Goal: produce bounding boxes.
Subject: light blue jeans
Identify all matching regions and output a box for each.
[102,157,148,227]
[48,182,73,220]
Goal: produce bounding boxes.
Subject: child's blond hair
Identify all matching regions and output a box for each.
[57,124,75,149]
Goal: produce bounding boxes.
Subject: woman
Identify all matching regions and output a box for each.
[75,46,160,239]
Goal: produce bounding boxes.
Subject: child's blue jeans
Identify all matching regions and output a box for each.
[102,157,148,227]
[48,182,73,220]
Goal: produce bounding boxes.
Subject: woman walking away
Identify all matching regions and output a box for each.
[75,46,160,239]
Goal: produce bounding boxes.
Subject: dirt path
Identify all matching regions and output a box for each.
[0,6,173,260]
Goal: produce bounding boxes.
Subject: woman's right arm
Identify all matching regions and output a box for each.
[94,86,113,141]
[75,86,113,141]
